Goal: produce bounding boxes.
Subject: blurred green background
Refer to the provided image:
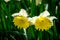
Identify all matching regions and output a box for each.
[0,0,60,40]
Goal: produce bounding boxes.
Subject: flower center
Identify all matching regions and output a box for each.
[35,17,52,31]
[13,16,30,29]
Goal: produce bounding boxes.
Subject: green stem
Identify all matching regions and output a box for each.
[38,30,42,40]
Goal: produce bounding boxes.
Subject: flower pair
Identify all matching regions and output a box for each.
[12,9,57,31]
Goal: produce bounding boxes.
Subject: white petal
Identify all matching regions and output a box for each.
[47,16,57,26]
[28,17,33,25]
[48,16,57,21]
[11,13,20,17]
[39,10,50,17]
[31,16,38,24]
[28,17,32,21]
[19,9,28,17]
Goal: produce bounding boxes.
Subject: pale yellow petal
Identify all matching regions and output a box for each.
[39,10,50,17]
[31,16,38,25]
[19,9,28,17]
[12,13,20,17]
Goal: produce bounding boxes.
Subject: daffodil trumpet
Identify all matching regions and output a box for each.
[31,10,57,31]
[12,9,31,29]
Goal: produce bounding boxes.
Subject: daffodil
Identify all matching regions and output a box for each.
[12,9,30,29]
[4,0,10,2]
[31,10,57,31]
[30,0,42,5]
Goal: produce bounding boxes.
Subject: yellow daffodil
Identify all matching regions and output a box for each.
[12,9,30,29]
[31,10,57,31]
[12,9,28,17]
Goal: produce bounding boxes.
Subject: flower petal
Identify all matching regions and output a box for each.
[28,17,32,21]
[39,10,50,17]
[28,17,33,25]
[48,16,57,21]
[47,16,57,26]
[11,13,20,17]
[31,16,38,24]
[19,9,28,17]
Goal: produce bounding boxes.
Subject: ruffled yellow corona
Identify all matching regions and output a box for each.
[13,16,30,29]
[35,17,52,31]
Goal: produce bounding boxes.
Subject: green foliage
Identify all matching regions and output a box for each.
[0,0,60,40]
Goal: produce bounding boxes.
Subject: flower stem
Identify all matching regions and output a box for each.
[23,29,28,40]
